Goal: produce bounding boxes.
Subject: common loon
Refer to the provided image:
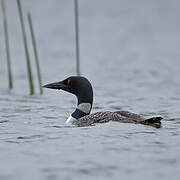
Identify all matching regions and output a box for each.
[43,76,162,128]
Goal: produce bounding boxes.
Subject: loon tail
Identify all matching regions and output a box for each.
[140,116,163,128]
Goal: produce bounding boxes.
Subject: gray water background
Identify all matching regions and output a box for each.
[0,0,180,179]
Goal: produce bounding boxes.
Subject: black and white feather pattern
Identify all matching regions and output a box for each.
[72,111,162,127]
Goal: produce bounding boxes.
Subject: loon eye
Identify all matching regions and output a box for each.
[67,78,72,86]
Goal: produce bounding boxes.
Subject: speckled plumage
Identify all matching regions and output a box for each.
[72,111,162,127]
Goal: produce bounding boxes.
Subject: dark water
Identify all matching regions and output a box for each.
[0,0,180,179]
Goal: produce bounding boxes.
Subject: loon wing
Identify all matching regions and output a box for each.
[114,111,162,128]
[114,111,145,120]
[72,111,143,127]
[72,111,162,128]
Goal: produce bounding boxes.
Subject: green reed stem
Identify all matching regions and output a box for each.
[16,0,35,95]
[1,0,13,89]
[74,0,80,75]
[27,12,43,95]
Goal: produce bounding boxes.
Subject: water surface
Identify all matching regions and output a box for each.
[0,0,180,180]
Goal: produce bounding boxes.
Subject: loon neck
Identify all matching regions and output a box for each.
[66,103,92,123]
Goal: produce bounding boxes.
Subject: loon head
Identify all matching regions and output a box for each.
[43,76,93,123]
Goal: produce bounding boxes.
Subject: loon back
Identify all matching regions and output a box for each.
[43,76,162,128]
[72,111,162,128]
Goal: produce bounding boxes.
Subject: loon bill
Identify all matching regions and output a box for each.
[43,76,162,128]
